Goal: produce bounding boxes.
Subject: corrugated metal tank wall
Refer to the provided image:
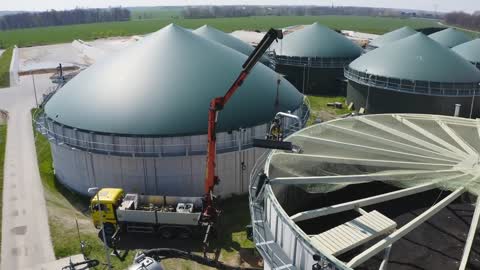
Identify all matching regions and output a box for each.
[51,143,263,197]
[276,64,347,95]
[43,104,309,197]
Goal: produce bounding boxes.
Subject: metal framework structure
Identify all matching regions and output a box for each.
[345,66,480,97]
[250,113,480,270]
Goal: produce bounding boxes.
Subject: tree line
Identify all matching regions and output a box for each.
[445,12,480,31]
[181,6,439,19]
[0,8,130,31]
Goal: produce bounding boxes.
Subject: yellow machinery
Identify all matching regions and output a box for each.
[90,188,124,229]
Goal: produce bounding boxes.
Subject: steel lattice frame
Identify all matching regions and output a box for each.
[251,113,480,270]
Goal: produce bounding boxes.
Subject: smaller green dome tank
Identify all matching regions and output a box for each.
[369,26,417,49]
[452,39,480,65]
[273,22,363,58]
[429,28,472,48]
[349,33,480,83]
[193,25,254,57]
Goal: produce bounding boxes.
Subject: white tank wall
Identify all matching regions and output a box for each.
[262,187,349,270]
[40,102,309,197]
[51,142,265,197]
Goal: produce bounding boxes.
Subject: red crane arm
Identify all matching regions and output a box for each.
[204,29,283,202]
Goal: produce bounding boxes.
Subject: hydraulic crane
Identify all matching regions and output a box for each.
[202,28,284,220]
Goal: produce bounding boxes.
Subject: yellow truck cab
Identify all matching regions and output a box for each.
[90,188,124,229]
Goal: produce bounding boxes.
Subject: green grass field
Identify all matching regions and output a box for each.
[0,16,440,49]
[0,48,13,87]
[0,124,6,254]
[32,109,257,269]
[33,108,135,268]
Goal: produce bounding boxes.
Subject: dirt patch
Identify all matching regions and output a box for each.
[0,110,8,124]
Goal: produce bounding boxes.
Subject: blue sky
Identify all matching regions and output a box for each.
[0,0,478,13]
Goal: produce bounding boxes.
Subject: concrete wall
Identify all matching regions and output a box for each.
[346,80,480,118]
[51,142,264,197]
[9,46,19,87]
[276,64,346,96]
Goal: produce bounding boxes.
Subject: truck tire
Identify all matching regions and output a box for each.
[159,228,175,239]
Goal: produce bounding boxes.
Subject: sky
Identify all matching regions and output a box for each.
[0,0,478,13]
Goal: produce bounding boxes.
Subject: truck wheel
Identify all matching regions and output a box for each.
[159,228,174,239]
[177,229,191,239]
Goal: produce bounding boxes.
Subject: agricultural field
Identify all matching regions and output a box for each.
[0,47,13,87]
[0,15,441,49]
[32,108,257,269]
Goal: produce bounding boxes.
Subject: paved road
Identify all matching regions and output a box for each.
[0,75,55,269]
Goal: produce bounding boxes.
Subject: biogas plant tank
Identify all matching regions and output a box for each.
[36,24,308,197]
[345,33,480,117]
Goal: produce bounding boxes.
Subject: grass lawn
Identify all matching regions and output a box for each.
[0,15,440,49]
[0,124,7,254]
[307,95,351,124]
[33,108,135,269]
[0,48,13,88]
[32,110,258,269]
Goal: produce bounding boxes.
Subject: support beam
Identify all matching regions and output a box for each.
[359,117,465,160]
[290,173,466,222]
[459,197,480,270]
[393,115,467,156]
[295,134,458,163]
[272,152,454,170]
[379,245,392,270]
[437,120,476,156]
[346,187,465,268]
[326,123,463,162]
[270,169,458,185]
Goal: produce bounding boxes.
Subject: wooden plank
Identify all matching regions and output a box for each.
[347,187,465,268]
[311,211,397,256]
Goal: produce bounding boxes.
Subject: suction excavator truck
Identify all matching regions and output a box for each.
[90,28,286,247]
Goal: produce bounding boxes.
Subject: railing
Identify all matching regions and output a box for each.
[34,100,310,157]
[345,66,480,97]
[274,55,354,69]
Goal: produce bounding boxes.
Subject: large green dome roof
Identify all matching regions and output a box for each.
[349,33,480,83]
[428,28,471,48]
[193,25,254,56]
[273,22,363,58]
[44,24,303,136]
[369,26,417,48]
[453,39,480,64]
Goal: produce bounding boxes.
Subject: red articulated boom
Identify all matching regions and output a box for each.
[202,28,283,221]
